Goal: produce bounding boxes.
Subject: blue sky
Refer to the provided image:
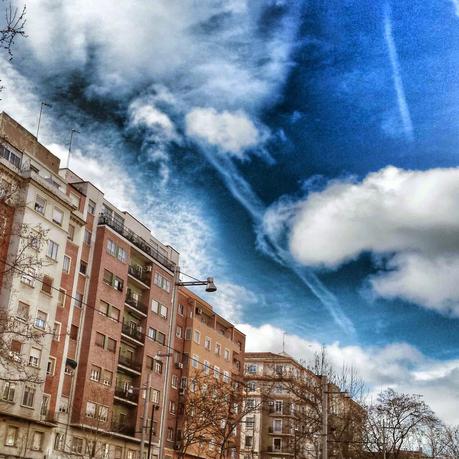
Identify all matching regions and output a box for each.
[1,0,459,421]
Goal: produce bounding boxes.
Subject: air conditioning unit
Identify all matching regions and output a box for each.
[145,266,153,272]
[175,362,184,369]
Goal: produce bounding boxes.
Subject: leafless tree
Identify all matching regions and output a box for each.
[363,389,438,459]
[0,1,26,59]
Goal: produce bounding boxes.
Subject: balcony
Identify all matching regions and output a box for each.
[125,294,148,316]
[269,406,292,416]
[121,322,144,344]
[99,214,175,272]
[128,265,150,287]
[110,421,136,437]
[114,386,139,405]
[268,426,293,435]
[266,446,293,455]
[118,355,142,373]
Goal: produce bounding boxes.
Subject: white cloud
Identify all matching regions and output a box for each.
[238,322,459,424]
[284,166,459,315]
[185,108,261,158]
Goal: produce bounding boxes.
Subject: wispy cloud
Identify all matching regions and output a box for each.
[451,0,459,17]
[383,2,414,142]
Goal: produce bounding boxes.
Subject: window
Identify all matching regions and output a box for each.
[160,304,168,318]
[245,436,253,448]
[107,338,116,353]
[53,207,64,225]
[150,388,160,404]
[83,229,92,245]
[169,401,176,415]
[203,360,210,374]
[88,199,96,215]
[16,301,29,321]
[178,304,184,315]
[58,289,66,306]
[193,330,201,344]
[214,366,220,379]
[47,357,56,375]
[47,240,59,261]
[192,354,199,369]
[95,332,105,348]
[172,374,178,389]
[35,310,47,329]
[154,272,171,292]
[148,328,165,344]
[106,239,127,262]
[72,437,83,454]
[274,400,283,413]
[204,336,211,350]
[70,193,81,208]
[246,417,255,429]
[54,433,65,451]
[109,306,120,321]
[185,328,192,340]
[215,343,221,356]
[273,419,282,433]
[79,260,88,275]
[2,382,15,402]
[70,325,79,340]
[98,300,109,316]
[74,292,83,308]
[151,299,159,314]
[154,360,163,374]
[167,427,174,441]
[107,239,116,256]
[247,381,256,392]
[273,438,282,451]
[22,384,36,407]
[98,405,109,422]
[34,195,46,214]
[29,348,41,367]
[90,366,101,382]
[176,326,182,339]
[68,224,75,241]
[117,247,127,263]
[223,371,230,383]
[247,364,257,374]
[4,425,18,446]
[41,275,53,295]
[103,370,113,386]
[11,340,22,355]
[246,399,255,409]
[86,401,96,418]
[21,268,35,287]
[40,394,50,416]
[224,349,230,361]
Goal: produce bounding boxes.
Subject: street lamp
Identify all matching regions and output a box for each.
[176,276,217,292]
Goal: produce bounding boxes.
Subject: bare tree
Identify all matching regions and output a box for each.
[363,389,438,458]
[0,1,26,59]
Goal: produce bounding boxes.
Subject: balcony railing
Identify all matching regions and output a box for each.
[121,322,144,342]
[128,265,149,285]
[99,214,175,272]
[269,406,292,416]
[118,354,142,372]
[125,294,148,315]
[110,421,136,437]
[114,386,138,404]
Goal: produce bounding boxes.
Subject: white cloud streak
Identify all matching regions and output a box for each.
[383,2,414,142]
[451,0,459,17]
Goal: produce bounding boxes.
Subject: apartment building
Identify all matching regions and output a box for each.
[240,353,364,459]
[0,112,180,459]
[167,287,246,459]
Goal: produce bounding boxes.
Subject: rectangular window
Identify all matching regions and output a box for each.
[70,325,79,340]
[79,260,88,275]
[153,272,171,292]
[86,401,96,418]
[172,374,178,389]
[16,301,29,321]
[215,343,221,356]
[41,275,53,295]
[204,337,211,350]
[4,425,18,446]
[167,427,174,441]
[223,371,230,383]
[2,382,15,402]
[214,366,220,379]
[192,354,199,369]
[90,365,101,381]
[203,360,210,375]
[169,400,176,414]
[29,348,41,367]
[273,438,282,451]
[51,322,60,342]
[117,247,127,263]
[84,229,92,245]
[224,349,230,361]
[114,276,123,291]
[68,224,75,241]
[22,384,36,407]
[35,310,47,329]
[107,239,116,256]
[74,292,83,308]
[151,299,159,314]
[185,328,192,340]
[107,338,116,353]
[98,300,109,316]
[273,419,282,433]
[103,370,113,386]
[176,326,182,339]
[34,195,46,214]
[154,360,163,374]
[109,306,120,321]
[245,436,253,448]
[178,304,184,315]
[53,207,64,226]
[95,332,105,348]
[47,357,56,375]
[88,199,96,215]
[70,193,80,208]
[21,268,35,287]
[194,330,201,344]
[247,364,257,374]
[160,304,168,318]
[150,388,160,404]
[58,289,66,307]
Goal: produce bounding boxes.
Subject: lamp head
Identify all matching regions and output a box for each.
[205,277,217,292]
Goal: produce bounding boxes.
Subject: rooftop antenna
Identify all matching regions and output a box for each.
[282,332,286,354]
[36,101,52,140]
[66,129,80,169]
